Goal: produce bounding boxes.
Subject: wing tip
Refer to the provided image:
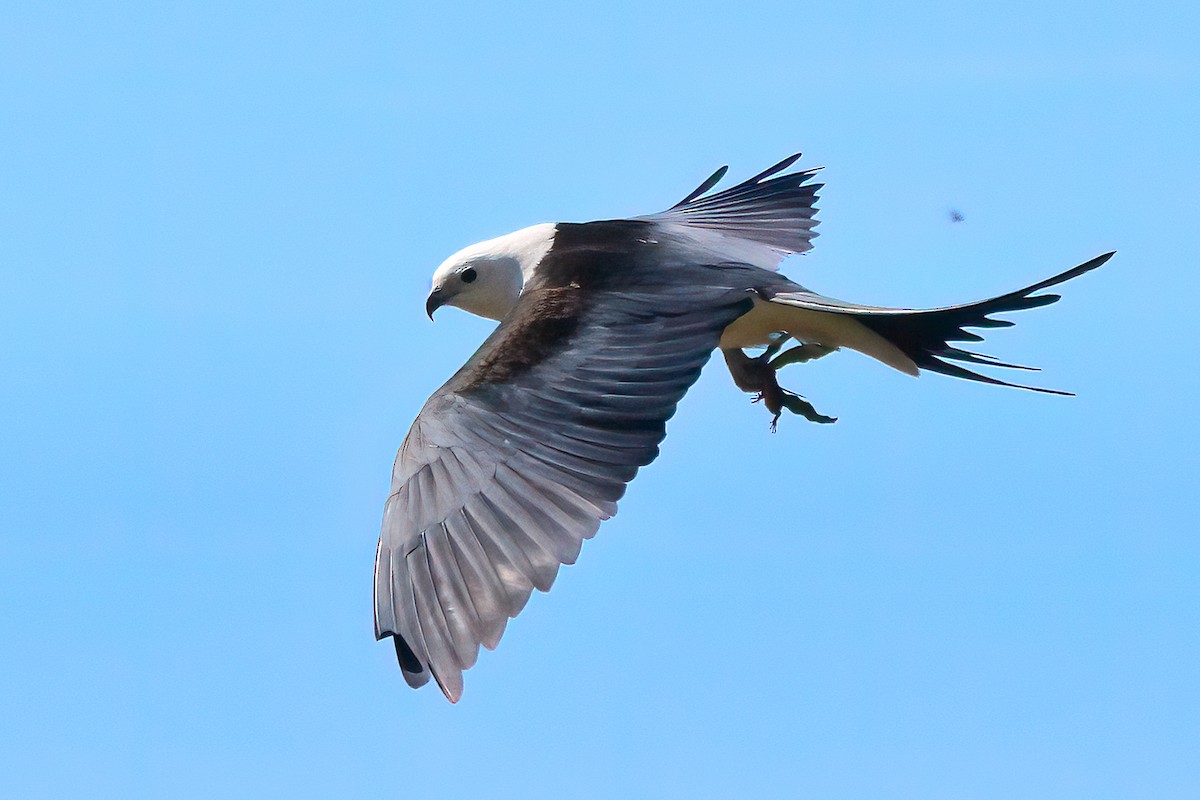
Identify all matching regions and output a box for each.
[391,633,428,674]
[433,670,465,703]
[387,631,466,702]
[670,164,730,209]
[669,151,823,210]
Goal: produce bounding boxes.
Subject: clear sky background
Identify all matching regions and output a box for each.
[2,2,1198,798]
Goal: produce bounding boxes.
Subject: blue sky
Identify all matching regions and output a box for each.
[2,2,1198,797]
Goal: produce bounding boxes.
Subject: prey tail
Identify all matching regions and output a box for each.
[854,252,1113,394]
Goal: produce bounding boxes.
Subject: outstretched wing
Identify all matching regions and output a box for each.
[640,153,822,271]
[375,222,756,701]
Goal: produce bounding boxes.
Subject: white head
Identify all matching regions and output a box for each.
[425,223,557,322]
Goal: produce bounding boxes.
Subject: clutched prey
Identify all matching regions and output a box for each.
[722,335,837,430]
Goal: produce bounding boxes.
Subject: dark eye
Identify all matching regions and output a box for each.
[461,267,477,284]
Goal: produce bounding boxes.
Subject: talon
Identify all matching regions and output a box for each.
[724,346,837,428]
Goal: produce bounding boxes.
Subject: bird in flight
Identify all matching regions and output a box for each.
[375,153,1112,701]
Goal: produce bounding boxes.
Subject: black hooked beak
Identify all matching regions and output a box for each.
[425,288,445,320]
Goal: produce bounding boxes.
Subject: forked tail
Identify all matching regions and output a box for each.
[856,253,1113,394]
[770,252,1113,394]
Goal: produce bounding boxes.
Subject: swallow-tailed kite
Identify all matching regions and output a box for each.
[376,154,1111,701]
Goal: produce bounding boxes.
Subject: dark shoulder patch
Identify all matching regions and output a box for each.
[531,220,657,292]
[448,285,587,392]
[551,220,651,252]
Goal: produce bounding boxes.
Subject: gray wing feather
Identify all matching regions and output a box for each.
[375,235,756,701]
[641,153,822,267]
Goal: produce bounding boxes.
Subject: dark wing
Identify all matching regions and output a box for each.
[375,222,756,701]
[639,153,822,270]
